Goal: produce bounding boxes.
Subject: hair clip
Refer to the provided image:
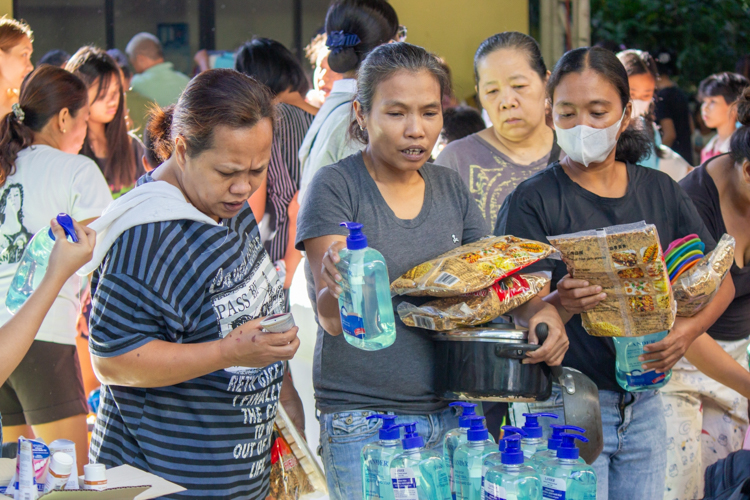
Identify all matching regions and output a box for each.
[12,102,25,122]
[326,31,361,54]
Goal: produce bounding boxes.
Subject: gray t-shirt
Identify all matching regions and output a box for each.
[296,152,489,414]
[436,133,558,229]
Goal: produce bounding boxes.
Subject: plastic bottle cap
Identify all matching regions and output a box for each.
[500,426,525,451]
[466,416,488,442]
[340,221,367,250]
[367,414,400,441]
[548,425,586,451]
[501,435,524,465]
[521,412,558,439]
[400,423,424,450]
[556,433,589,460]
[450,402,477,428]
[48,213,78,243]
[49,452,73,475]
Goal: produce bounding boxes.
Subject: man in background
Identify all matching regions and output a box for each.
[126,32,190,108]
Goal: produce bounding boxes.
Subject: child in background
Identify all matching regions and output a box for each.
[699,72,749,163]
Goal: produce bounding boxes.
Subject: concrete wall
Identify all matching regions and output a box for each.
[390,0,529,101]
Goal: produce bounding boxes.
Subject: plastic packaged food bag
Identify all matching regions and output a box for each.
[397,274,549,331]
[548,221,675,337]
[390,236,555,297]
[268,405,327,500]
[674,234,735,317]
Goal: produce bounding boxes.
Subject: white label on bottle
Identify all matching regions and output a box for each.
[435,272,459,286]
[391,467,419,500]
[542,475,567,499]
[413,314,436,330]
[483,481,507,500]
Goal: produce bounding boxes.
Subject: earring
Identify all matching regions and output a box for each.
[62,128,66,133]
[359,123,365,131]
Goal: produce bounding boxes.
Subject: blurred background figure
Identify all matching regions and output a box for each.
[125,32,190,108]
[433,105,485,157]
[698,71,749,163]
[304,32,343,108]
[37,48,68,68]
[0,17,33,118]
[106,48,151,135]
[654,50,694,164]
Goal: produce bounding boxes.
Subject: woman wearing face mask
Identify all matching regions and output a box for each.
[0,65,112,474]
[297,42,568,500]
[496,47,735,500]
[297,0,399,204]
[699,72,749,164]
[0,17,33,118]
[66,47,146,198]
[86,70,300,499]
[436,32,560,229]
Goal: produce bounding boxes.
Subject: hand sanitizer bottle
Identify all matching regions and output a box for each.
[442,402,477,498]
[336,222,396,351]
[390,423,452,500]
[363,415,402,500]
[483,426,524,489]
[483,435,542,500]
[453,416,496,500]
[520,413,559,460]
[540,434,597,500]
[530,425,586,468]
[613,331,672,391]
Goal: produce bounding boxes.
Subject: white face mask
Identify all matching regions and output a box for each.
[631,99,651,118]
[554,110,626,167]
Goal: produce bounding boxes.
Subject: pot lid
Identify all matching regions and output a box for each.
[432,324,529,342]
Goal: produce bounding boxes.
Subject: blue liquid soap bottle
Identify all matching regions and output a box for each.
[336,222,396,351]
[482,426,524,488]
[520,413,559,460]
[453,416,496,500]
[613,330,672,391]
[540,434,597,500]
[390,423,452,500]
[443,402,477,498]
[6,213,78,314]
[362,415,402,500]
[483,435,542,500]
[530,425,586,468]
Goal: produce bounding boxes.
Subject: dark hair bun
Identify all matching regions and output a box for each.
[327,46,360,74]
[146,104,175,163]
[736,86,750,127]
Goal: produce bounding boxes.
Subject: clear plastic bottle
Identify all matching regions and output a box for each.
[362,415,402,500]
[530,425,586,468]
[540,433,597,500]
[483,435,542,500]
[519,413,559,461]
[390,423,452,500]
[482,426,523,489]
[6,213,78,314]
[336,222,396,351]
[443,402,477,498]
[613,330,672,391]
[453,416,496,500]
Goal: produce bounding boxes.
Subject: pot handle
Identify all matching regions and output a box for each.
[494,343,540,359]
[535,323,564,380]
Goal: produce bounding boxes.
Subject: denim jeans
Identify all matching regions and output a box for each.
[511,386,667,500]
[319,407,459,500]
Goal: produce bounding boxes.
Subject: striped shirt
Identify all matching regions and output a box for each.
[89,175,286,499]
[264,103,314,263]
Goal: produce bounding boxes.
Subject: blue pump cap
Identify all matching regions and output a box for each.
[367,414,400,440]
[450,402,477,428]
[548,425,585,451]
[557,433,589,460]
[48,213,78,243]
[501,435,524,465]
[521,412,558,439]
[500,426,526,452]
[466,416,488,442]
[340,222,367,250]
[400,422,424,450]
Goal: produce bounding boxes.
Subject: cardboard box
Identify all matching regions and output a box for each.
[0,460,185,500]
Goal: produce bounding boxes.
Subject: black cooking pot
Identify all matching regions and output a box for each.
[433,324,552,402]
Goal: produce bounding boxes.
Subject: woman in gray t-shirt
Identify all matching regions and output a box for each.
[296,43,569,500]
[436,32,560,229]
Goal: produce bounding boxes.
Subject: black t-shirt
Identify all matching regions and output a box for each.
[656,86,693,164]
[679,156,750,341]
[495,162,716,392]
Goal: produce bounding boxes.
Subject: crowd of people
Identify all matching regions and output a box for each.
[0,0,747,499]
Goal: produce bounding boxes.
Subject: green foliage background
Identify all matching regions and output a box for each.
[591,0,750,90]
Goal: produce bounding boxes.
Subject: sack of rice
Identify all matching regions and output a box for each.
[397,274,549,331]
[390,236,555,297]
[548,221,675,337]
